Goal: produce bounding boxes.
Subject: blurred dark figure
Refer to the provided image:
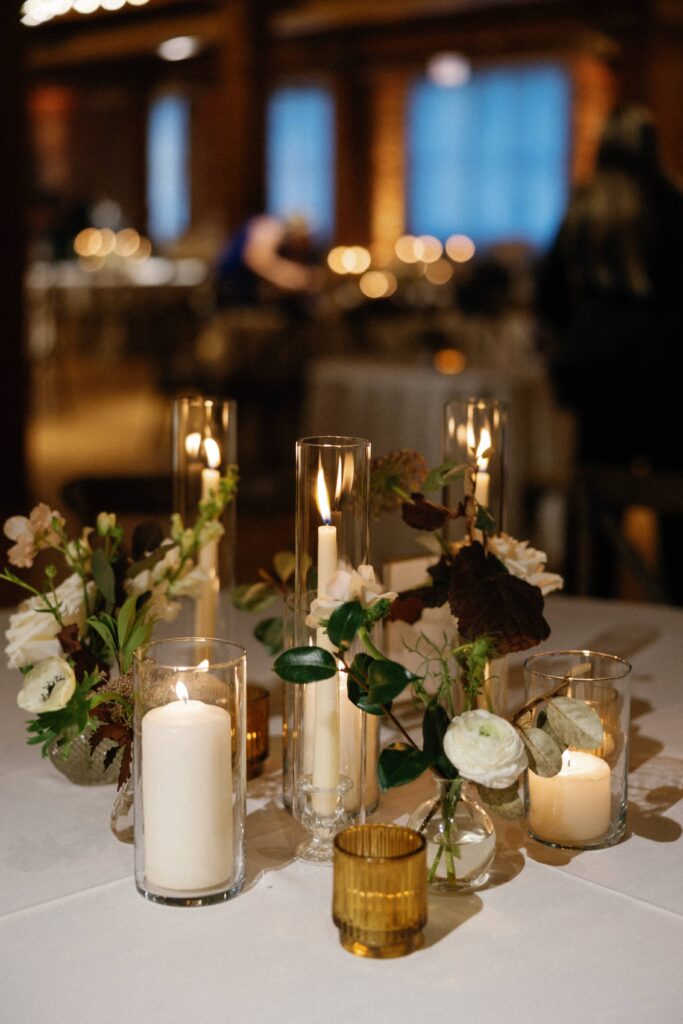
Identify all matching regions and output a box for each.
[536,105,683,600]
[216,214,321,313]
[29,190,90,261]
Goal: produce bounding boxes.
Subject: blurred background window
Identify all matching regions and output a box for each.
[266,85,335,241]
[147,93,191,246]
[408,63,570,248]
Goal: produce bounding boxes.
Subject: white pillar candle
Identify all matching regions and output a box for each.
[311,470,340,813]
[528,749,611,844]
[142,689,233,891]
[195,466,220,637]
[339,682,379,812]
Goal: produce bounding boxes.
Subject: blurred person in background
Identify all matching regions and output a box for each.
[536,104,683,601]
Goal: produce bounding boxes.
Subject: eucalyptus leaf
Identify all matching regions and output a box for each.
[273,646,337,683]
[272,551,296,584]
[231,582,277,612]
[253,616,284,656]
[546,696,604,750]
[367,659,418,705]
[520,726,563,777]
[477,783,524,820]
[327,600,364,650]
[378,745,430,790]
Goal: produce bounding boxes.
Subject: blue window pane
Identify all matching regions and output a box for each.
[267,86,335,240]
[147,94,190,245]
[408,64,570,248]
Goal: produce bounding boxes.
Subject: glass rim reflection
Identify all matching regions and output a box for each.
[134,637,246,671]
[524,649,632,683]
[334,824,426,863]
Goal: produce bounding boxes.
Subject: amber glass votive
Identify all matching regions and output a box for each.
[246,685,269,779]
[333,825,427,958]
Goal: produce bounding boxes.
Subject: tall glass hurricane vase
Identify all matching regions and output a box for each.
[291,437,378,861]
[172,396,237,638]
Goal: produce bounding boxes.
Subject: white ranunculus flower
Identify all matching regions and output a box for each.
[17,656,76,713]
[306,565,397,629]
[5,608,62,670]
[443,708,527,789]
[488,533,563,596]
[6,574,95,670]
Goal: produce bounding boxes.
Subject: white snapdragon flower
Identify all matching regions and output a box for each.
[488,533,563,596]
[17,656,76,713]
[443,708,527,788]
[305,565,397,629]
[6,574,95,670]
[168,563,209,600]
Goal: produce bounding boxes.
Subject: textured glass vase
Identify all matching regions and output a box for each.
[407,778,496,894]
[49,726,121,786]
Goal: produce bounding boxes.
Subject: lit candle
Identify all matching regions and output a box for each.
[528,749,611,844]
[195,436,221,637]
[142,682,233,891]
[473,427,491,510]
[312,465,340,812]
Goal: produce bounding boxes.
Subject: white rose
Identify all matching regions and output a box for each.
[443,709,527,788]
[17,656,76,713]
[305,564,396,629]
[488,533,563,596]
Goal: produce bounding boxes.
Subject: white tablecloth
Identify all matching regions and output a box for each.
[1,597,682,1024]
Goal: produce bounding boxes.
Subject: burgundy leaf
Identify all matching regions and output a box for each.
[448,542,550,654]
[57,624,81,654]
[401,494,452,532]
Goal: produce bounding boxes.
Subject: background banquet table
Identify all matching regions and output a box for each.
[1,595,682,1024]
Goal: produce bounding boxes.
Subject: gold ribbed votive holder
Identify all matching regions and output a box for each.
[332,825,427,958]
[246,685,269,779]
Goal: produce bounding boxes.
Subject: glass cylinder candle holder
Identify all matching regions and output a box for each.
[172,396,237,638]
[133,638,246,906]
[333,825,427,958]
[524,651,631,850]
[443,397,507,539]
[291,437,377,842]
[246,684,269,780]
[286,590,381,836]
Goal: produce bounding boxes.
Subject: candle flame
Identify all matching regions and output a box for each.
[335,458,343,502]
[202,436,221,469]
[471,427,492,471]
[196,659,209,670]
[176,681,189,702]
[185,431,202,458]
[316,464,332,524]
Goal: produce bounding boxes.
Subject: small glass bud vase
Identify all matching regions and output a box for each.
[443,397,508,539]
[172,396,237,637]
[289,437,379,841]
[524,651,631,850]
[407,778,496,894]
[133,638,246,906]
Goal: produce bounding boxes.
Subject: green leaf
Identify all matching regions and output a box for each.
[273,646,337,683]
[326,600,364,650]
[545,696,604,750]
[231,582,277,612]
[347,654,386,716]
[367,659,418,705]
[422,460,466,494]
[520,726,563,777]
[254,616,284,656]
[116,595,137,650]
[475,504,497,534]
[477,783,524,820]
[378,745,430,790]
[422,704,457,778]
[272,550,295,584]
[91,548,116,610]
[86,616,117,658]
